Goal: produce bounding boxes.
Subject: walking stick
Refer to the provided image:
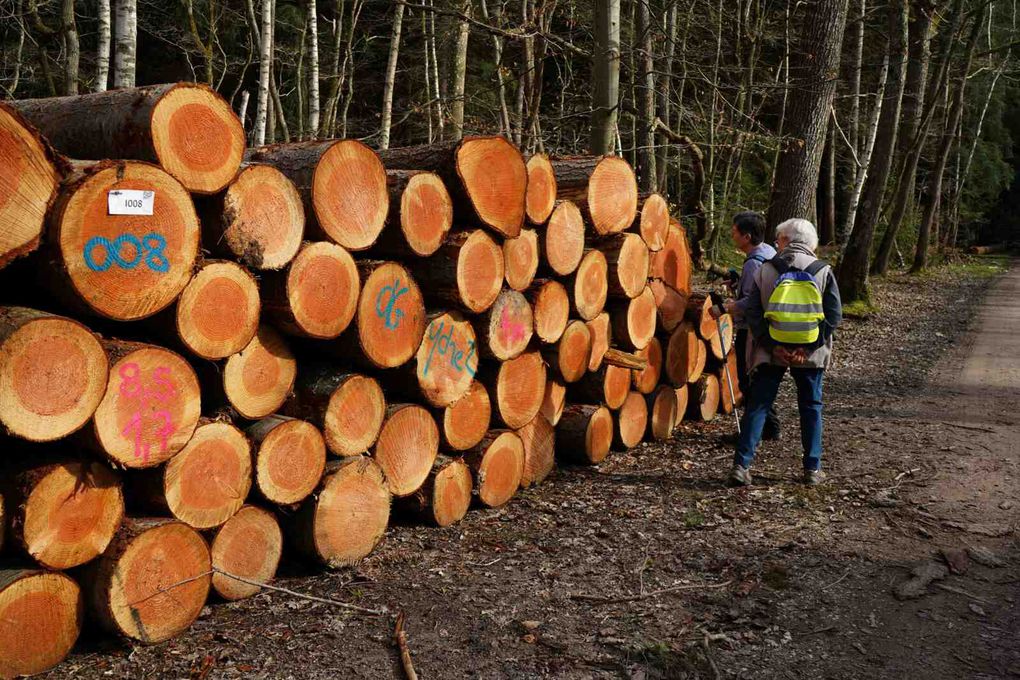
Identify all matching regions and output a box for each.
[711,294,741,435]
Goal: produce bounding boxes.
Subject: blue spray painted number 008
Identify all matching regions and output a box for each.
[83,233,170,273]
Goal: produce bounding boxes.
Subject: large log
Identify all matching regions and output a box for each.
[646,385,678,441]
[517,414,555,487]
[0,103,63,269]
[542,200,585,276]
[614,391,648,449]
[247,415,326,506]
[585,311,612,371]
[480,289,533,361]
[85,518,211,643]
[89,340,201,468]
[222,325,297,419]
[373,170,453,258]
[0,307,108,442]
[440,380,491,451]
[674,384,689,426]
[284,366,386,456]
[636,193,669,252]
[46,160,200,321]
[601,232,650,299]
[174,260,260,359]
[572,364,631,410]
[525,153,557,224]
[246,139,389,250]
[540,378,567,427]
[0,569,81,678]
[464,430,525,508]
[379,137,527,238]
[551,155,638,235]
[484,350,547,429]
[410,230,504,314]
[632,336,663,394]
[9,83,245,194]
[413,311,478,407]
[649,220,693,295]
[397,456,472,527]
[568,249,608,321]
[648,279,687,333]
[210,505,283,601]
[664,321,704,386]
[344,261,426,369]
[503,228,539,291]
[689,374,720,421]
[556,404,613,464]
[707,313,734,361]
[609,285,656,351]
[199,163,304,270]
[261,241,359,339]
[542,319,592,383]
[686,293,719,341]
[290,457,391,567]
[373,404,440,497]
[527,279,569,344]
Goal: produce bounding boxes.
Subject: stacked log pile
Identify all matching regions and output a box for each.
[0,84,741,676]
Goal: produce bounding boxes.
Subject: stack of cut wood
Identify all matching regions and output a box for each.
[0,83,741,676]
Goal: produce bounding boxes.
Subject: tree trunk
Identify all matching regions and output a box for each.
[373,404,440,497]
[525,154,557,224]
[552,155,639,235]
[174,260,260,358]
[408,229,504,313]
[112,0,136,88]
[396,456,473,526]
[283,367,386,456]
[61,0,79,95]
[556,404,613,464]
[590,0,621,154]
[635,0,656,191]
[94,0,111,91]
[542,201,585,276]
[0,569,81,676]
[379,0,405,150]
[820,120,836,245]
[210,505,283,601]
[254,0,274,145]
[306,0,320,136]
[568,249,609,321]
[464,430,524,507]
[614,390,648,449]
[482,349,547,428]
[439,379,491,450]
[247,416,326,506]
[450,0,471,141]
[503,228,539,291]
[655,2,679,195]
[541,319,592,383]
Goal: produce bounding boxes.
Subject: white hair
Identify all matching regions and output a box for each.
[775,218,819,252]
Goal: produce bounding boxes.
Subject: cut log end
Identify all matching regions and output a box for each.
[572,249,608,321]
[585,312,611,371]
[442,380,491,451]
[0,310,108,442]
[543,201,585,276]
[632,337,663,394]
[648,279,687,333]
[517,414,555,488]
[149,83,246,194]
[650,221,693,295]
[483,289,534,361]
[606,233,651,299]
[219,163,304,269]
[665,322,704,386]
[176,260,260,359]
[551,320,592,383]
[588,157,639,235]
[323,374,386,456]
[557,404,613,464]
[468,431,524,507]
[540,378,567,427]
[612,285,657,351]
[494,350,547,429]
[0,570,81,678]
[280,242,360,339]
[211,506,283,601]
[356,262,426,368]
[428,459,473,527]
[638,194,669,251]
[525,154,557,224]
[374,404,440,497]
[647,385,679,440]
[224,325,297,419]
[675,385,689,426]
[253,419,326,506]
[456,137,527,237]
[457,230,505,313]
[503,229,539,291]
[416,312,478,407]
[615,391,649,449]
[690,374,720,422]
[312,140,390,250]
[687,294,719,341]
[709,314,734,361]
[530,279,569,344]
[399,171,453,256]
[308,458,391,567]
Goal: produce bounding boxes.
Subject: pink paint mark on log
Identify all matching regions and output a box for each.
[500,308,527,344]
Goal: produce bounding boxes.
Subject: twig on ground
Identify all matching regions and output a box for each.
[569,580,733,605]
[894,468,921,481]
[393,612,418,680]
[212,568,389,615]
[940,421,997,434]
[821,569,852,591]
[934,583,993,605]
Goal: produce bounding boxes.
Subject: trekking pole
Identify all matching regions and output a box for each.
[711,293,741,435]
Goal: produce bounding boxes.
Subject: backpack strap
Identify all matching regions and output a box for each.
[768,255,789,275]
[745,253,768,264]
[805,259,829,276]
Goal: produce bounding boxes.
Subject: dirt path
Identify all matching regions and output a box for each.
[48,261,1018,680]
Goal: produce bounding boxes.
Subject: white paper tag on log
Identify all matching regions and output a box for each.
[108,189,155,216]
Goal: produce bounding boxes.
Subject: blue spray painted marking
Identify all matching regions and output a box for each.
[422,320,477,378]
[375,278,409,330]
[83,232,169,273]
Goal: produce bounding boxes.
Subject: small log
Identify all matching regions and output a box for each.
[290,457,391,567]
[246,139,389,250]
[551,155,638,235]
[540,378,567,427]
[556,404,613,464]
[649,220,693,295]
[480,289,534,361]
[373,170,453,258]
[614,391,648,449]
[284,367,386,456]
[484,350,547,429]
[664,321,704,386]
[542,319,591,383]
[373,404,440,497]
[340,260,426,369]
[568,249,608,321]
[0,569,81,677]
[413,311,479,407]
[517,414,555,488]
[632,337,663,394]
[722,351,743,407]
[46,160,200,321]
[689,374,720,422]
[585,312,612,371]
[90,340,201,468]
[503,228,539,291]
[175,260,260,359]
[707,313,734,361]
[675,385,689,426]
[379,137,527,238]
[647,385,678,441]
[527,278,569,344]
[609,285,656,350]
[601,232,650,299]
[692,339,708,384]
[0,103,63,270]
[261,241,360,339]
[398,456,472,527]
[85,518,211,643]
[718,368,735,415]
[636,193,669,251]
[603,348,648,370]
[542,200,585,276]
[248,415,326,506]
[572,364,631,410]
[0,307,108,442]
[525,153,557,224]
[440,380,491,451]
[223,325,297,419]
[648,279,688,333]
[199,163,304,270]
[464,430,525,508]
[686,293,718,341]
[10,83,244,193]
[1,459,123,569]
[410,230,504,314]
[210,505,283,601]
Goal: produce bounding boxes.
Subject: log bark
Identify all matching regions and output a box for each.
[410,311,479,407]
[685,293,718,341]
[632,336,663,394]
[0,569,81,677]
[551,156,638,235]
[373,170,453,258]
[636,193,669,252]
[664,321,705,386]
[397,455,472,527]
[541,200,585,276]
[541,378,567,427]
[689,373,720,422]
[556,404,613,464]
[648,280,687,334]
[0,307,108,442]
[439,380,491,451]
[614,391,648,449]
[210,505,283,601]
[482,349,547,429]
[649,220,692,295]
[527,279,569,344]
[464,430,525,508]
[601,232,650,299]
[646,385,678,440]
[9,83,245,194]
[542,319,592,384]
[572,364,631,410]
[247,415,326,506]
[525,153,557,224]
[480,289,534,361]
[609,285,656,351]
[283,366,386,457]
[503,228,539,291]
[517,414,555,488]
[586,311,612,371]
[246,139,389,250]
[373,404,440,497]
[410,230,504,313]
[568,249,609,321]
[343,260,426,369]
[175,260,260,358]
[603,348,648,371]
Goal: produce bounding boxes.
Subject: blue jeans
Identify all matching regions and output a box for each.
[735,365,824,471]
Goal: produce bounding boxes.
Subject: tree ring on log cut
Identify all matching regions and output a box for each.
[470,431,524,507]
[254,420,326,505]
[224,325,297,419]
[211,506,283,601]
[557,404,613,464]
[219,164,304,270]
[647,385,678,440]
[530,279,569,344]
[648,279,687,333]
[620,285,657,351]
[285,242,360,339]
[442,380,491,451]
[494,350,547,429]
[400,171,453,256]
[540,378,567,427]
[503,228,539,291]
[374,404,440,496]
[416,312,478,407]
[572,249,608,321]
[543,201,584,276]
[311,458,391,566]
[357,262,426,368]
[0,104,61,269]
[149,83,246,194]
[483,289,534,361]
[608,232,651,299]
[585,312,611,372]
[633,337,663,394]
[525,154,557,224]
[708,313,734,360]
[638,193,669,251]
[20,461,124,569]
[588,157,639,235]
[616,391,648,449]
[604,364,632,410]
[53,161,200,320]
[665,321,701,386]
[0,570,81,678]
[674,384,689,425]
[457,230,505,313]
[92,344,200,468]
[323,374,386,456]
[518,414,555,488]
[430,459,472,527]
[0,310,107,442]
[650,220,692,295]
[689,374,720,422]
[456,137,527,237]
[176,261,260,359]
[555,320,592,383]
[312,140,389,250]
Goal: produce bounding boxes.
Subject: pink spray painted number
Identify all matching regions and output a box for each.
[118,362,177,463]
[500,307,527,344]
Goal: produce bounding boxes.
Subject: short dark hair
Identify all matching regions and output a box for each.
[732,211,766,245]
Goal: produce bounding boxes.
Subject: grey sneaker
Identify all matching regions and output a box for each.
[803,469,826,486]
[729,464,753,487]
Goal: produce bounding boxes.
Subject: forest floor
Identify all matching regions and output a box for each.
[49,256,1018,680]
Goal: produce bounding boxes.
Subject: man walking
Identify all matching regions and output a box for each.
[730,218,842,486]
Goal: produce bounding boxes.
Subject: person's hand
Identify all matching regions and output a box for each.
[709,306,721,320]
[773,346,791,365]
[724,299,738,315]
[789,348,808,365]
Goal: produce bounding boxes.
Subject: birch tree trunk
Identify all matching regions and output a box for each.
[590,0,621,155]
[306,0,320,137]
[655,2,678,195]
[635,0,656,192]
[450,1,471,142]
[254,0,274,146]
[379,0,405,150]
[95,0,110,92]
[62,0,79,95]
[479,0,511,136]
[112,0,136,88]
